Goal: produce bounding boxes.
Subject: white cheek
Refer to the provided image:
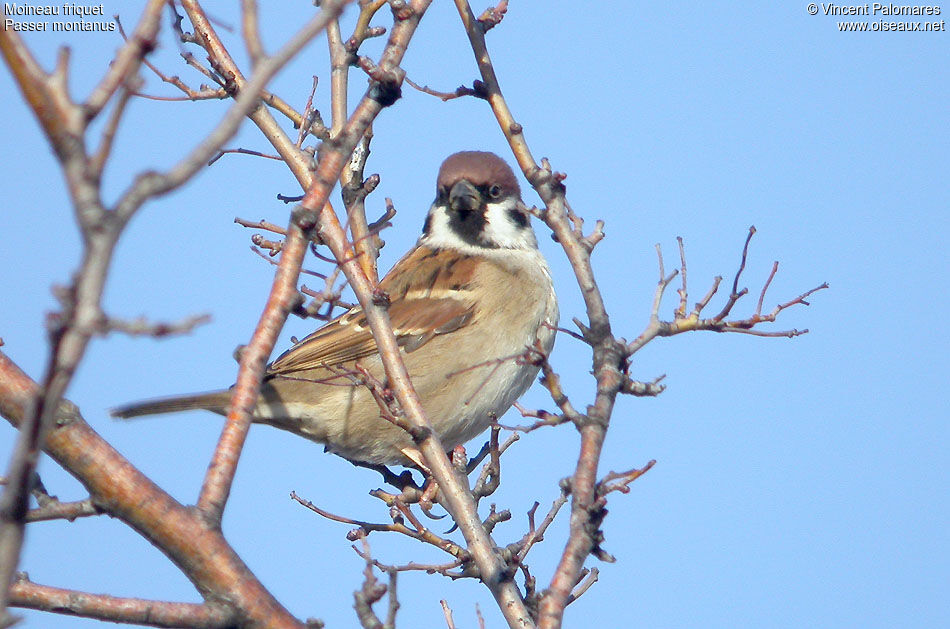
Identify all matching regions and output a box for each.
[482,200,538,249]
[420,200,538,252]
[419,205,470,250]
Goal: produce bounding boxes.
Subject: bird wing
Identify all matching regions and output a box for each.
[266,246,477,376]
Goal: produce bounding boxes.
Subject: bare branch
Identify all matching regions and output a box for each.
[0,5,163,614]
[597,460,656,497]
[102,314,211,338]
[9,574,234,628]
[296,76,325,147]
[234,217,289,235]
[441,599,456,629]
[25,497,101,523]
[116,15,228,102]
[85,1,165,118]
[115,0,351,220]
[184,0,352,524]
[241,0,265,66]
[290,491,469,562]
[404,76,483,101]
[501,403,565,433]
[476,0,509,31]
[449,2,655,625]
[301,3,537,626]
[628,233,827,355]
[89,83,135,180]
[208,147,283,166]
[619,375,666,397]
[0,351,303,627]
[513,490,569,563]
[710,225,756,322]
[353,538,388,629]
[565,567,598,605]
[353,548,464,577]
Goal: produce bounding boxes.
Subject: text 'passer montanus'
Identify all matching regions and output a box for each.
[112,152,559,466]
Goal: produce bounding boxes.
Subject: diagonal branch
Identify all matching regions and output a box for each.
[289,3,537,626]
[116,0,352,221]
[150,0,353,523]
[0,5,165,621]
[452,3,626,627]
[0,350,304,628]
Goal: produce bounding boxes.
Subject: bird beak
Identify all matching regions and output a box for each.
[449,180,481,213]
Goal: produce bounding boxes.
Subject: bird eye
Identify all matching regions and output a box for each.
[489,184,503,199]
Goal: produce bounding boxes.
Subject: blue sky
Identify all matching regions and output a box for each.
[1,2,947,628]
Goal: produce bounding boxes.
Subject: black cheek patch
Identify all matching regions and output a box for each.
[448,208,496,248]
[507,208,529,228]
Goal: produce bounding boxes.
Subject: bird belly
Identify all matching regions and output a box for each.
[253,254,557,466]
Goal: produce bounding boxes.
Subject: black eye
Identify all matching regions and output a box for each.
[489,184,503,199]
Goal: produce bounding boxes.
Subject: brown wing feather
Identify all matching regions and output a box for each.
[267,246,478,376]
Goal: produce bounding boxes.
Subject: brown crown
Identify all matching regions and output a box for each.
[436,151,521,198]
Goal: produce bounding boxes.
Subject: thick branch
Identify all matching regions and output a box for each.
[0,351,304,628]
[167,0,351,523]
[0,6,165,620]
[9,575,234,629]
[287,3,534,627]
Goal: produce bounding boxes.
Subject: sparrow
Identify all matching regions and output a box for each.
[112,151,558,466]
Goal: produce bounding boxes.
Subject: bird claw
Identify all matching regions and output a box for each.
[418,476,444,519]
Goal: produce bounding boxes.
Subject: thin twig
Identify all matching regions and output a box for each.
[101,314,211,338]
[565,567,598,605]
[441,600,456,629]
[597,460,656,497]
[208,147,283,166]
[25,497,101,523]
[353,537,388,629]
[404,76,482,101]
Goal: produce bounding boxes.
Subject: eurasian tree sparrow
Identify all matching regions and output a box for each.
[112,151,558,466]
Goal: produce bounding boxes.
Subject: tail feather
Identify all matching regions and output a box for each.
[110,391,231,419]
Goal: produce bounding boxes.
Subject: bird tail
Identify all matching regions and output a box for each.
[110,391,232,419]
